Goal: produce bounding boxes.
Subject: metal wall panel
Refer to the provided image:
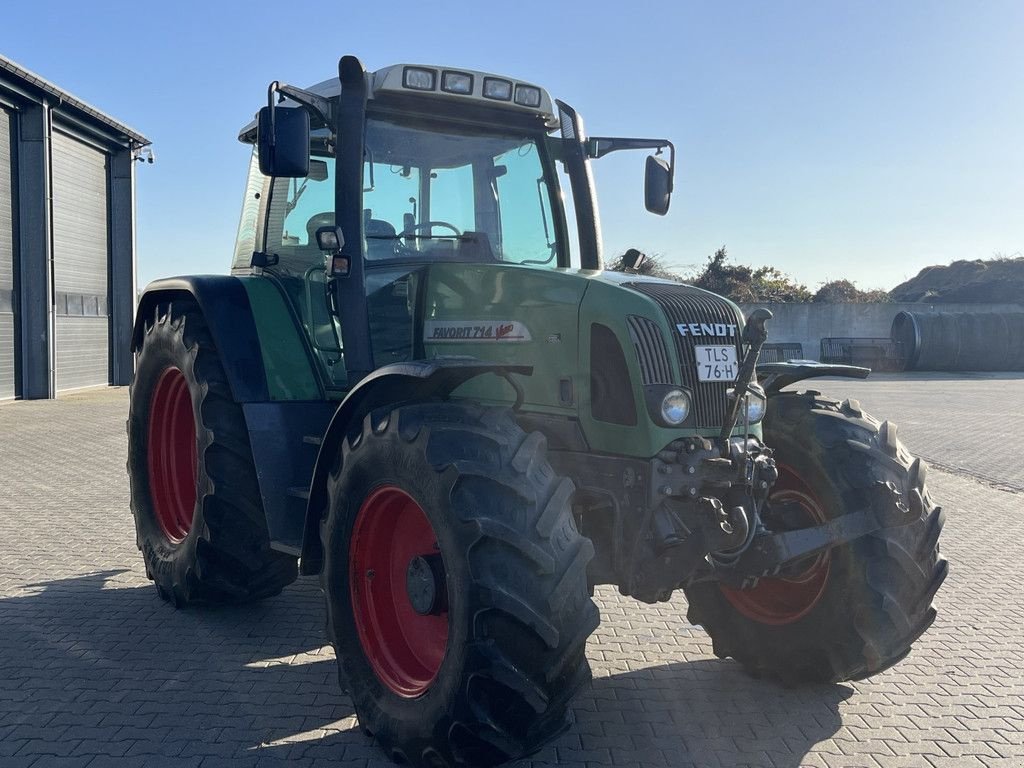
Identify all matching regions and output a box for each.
[54,316,109,391]
[51,129,109,391]
[0,107,15,398]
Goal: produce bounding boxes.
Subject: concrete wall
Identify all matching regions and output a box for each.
[738,302,1024,361]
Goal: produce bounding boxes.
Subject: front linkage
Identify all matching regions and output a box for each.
[572,308,923,605]
[608,425,921,604]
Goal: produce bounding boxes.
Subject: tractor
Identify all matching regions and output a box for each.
[127,55,948,767]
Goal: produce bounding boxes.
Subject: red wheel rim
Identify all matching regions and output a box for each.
[146,367,198,543]
[350,486,449,697]
[720,464,831,625]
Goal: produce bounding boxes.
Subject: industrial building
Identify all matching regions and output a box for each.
[1,54,150,399]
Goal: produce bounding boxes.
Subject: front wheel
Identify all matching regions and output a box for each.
[684,391,948,684]
[321,403,599,767]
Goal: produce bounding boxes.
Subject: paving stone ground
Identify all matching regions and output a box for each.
[1,385,1022,768]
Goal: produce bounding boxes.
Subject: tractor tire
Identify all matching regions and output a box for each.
[127,300,297,606]
[684,390,948,685]
[321,402,599,767]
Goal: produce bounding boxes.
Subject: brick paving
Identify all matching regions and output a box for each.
[1,385,1022,768]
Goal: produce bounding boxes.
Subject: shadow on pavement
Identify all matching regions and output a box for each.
[543,658,852,767]
[0,570,355,764]
[0,571,850,766]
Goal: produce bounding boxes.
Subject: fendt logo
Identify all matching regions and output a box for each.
[677,322,738,338]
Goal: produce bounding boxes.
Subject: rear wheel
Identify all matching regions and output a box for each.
[321,402,599,767]
[127,300,297,606]
[684,391,948,684]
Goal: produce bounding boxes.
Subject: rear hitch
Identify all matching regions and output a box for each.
[713,480,922,589]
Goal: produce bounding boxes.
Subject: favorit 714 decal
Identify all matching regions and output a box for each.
[424,320,532,342]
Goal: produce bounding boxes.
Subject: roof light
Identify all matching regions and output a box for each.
[514,85,542,108]
[441,70,473,95]
[482,77,513,101]
[403,67,436,91]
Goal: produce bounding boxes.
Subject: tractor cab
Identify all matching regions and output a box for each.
[234,58,674,389]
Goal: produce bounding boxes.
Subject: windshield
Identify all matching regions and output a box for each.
[362,118,561,266]
[259,121,563,271]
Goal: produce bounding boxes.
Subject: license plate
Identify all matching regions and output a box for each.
[695,345,738,382]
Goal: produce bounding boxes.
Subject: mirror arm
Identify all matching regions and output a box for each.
[272,83,334,129]
[266,81,280,149]
[588,137,675,194]
[588,136,674,162]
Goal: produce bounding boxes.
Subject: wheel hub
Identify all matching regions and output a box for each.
[406,554,446,616]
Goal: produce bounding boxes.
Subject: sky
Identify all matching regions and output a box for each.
[2,0,1022,292]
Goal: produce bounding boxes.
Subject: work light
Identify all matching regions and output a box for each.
[441,71,473,94]
[514,85,542,108]
[403,67,436,91]
[482,77,513,101]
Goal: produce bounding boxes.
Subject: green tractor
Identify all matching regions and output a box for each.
[128,55,947,766]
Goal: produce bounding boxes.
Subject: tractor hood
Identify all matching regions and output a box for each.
[420,262,747,456]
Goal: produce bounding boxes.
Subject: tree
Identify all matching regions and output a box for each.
[691,247,812,303]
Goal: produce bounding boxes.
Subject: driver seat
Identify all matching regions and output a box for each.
[364,210,398,259]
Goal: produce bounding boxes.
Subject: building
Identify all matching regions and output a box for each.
[1,54,150,400]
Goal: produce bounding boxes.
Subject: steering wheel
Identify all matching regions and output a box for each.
[399,221,463,238]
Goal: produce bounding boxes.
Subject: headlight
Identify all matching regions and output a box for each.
[735,387,766,424]
[660,389,691,425]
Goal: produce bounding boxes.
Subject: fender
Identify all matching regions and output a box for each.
[757,360,870,397]
[299,358,532,575]
[132,276,270,402]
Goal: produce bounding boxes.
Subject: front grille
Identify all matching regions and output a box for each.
[625,282,743,428]
[626,315,673,384]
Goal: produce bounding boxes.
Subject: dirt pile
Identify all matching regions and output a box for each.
[890,258,1024,303]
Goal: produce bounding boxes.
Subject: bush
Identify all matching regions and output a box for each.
[611,246,896,304]
[812,280,891,303]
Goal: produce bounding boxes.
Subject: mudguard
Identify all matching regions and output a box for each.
[757,360,870,396]
[132,276,271,403]
[299,358,532,575]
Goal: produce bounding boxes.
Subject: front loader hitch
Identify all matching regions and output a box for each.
[713,480,922,589]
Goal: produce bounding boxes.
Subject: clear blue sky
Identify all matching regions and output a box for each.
[3,0,1022,291]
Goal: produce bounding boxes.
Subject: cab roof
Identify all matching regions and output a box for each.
[238,62,557,143]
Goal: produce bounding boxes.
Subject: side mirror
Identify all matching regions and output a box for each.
[644,155,673,216]
[257,105,310,178]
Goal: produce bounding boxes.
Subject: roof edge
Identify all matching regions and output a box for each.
[0,53,150,147]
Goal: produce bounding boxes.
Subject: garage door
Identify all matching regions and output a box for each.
[0,107,15,400]
[51,129,109,392]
